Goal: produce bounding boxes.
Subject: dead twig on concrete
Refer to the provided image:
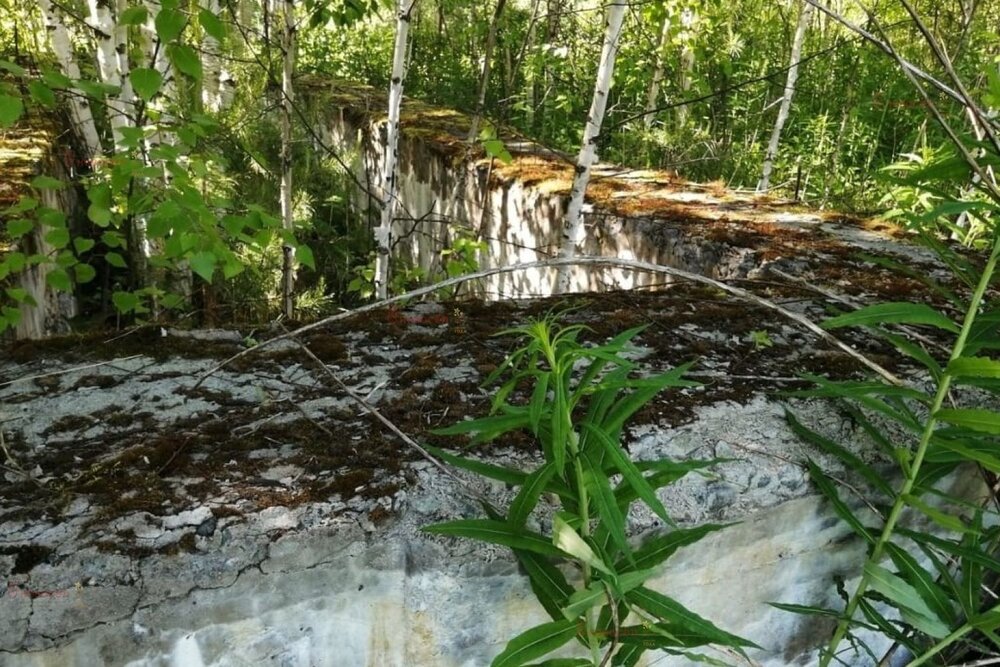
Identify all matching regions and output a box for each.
[197,256,903,388]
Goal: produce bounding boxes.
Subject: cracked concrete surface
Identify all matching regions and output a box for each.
[0,291,979,666]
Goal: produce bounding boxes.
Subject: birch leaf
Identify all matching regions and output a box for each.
[168,44,202,81]
[199,9,226,40]
[130,68,162,102]
[155,8,186,42]
[0,94,23,127]
[119,5,148,25]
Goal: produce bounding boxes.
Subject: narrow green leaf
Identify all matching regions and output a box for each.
[491,620,578,667]
[885,543,956,626]
[785,410,894,497]
[509,462,557,527]
[516,550,574,621]
[424,519,568,558]
[864,563,949,638]
[583,423,671,525]
[625,524,729,572]
[936,408,1000,434]
[947,356,1000,379]
[626,587,758,650]
[822,302,959,333]
[805,460,874,544]
[610,645,644,667]
[901,493,976,534]
[552,514,612,575]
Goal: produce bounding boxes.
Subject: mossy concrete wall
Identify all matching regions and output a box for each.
[304,79,931,299]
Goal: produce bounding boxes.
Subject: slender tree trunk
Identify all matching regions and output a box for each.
[38,0,104,158]
[201,0,224,112]
[280,0,297,317]
[87,0,131,151]
[676,7,696,128]
[757,1,812,192]
[374,0,417,300]
[467,0,507,142]
[643,14,670,129]
[555,0,627,294]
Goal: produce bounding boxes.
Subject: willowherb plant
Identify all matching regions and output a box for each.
[779,48,1000,665]
[423,315,756,666]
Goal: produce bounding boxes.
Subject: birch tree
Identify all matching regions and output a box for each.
[643,13,671,129]
[200,0,225,112]
[374,0,417,300]
[757,0,813,192]
[466,0,507,143]
[676,6,696,127]
[37,0,103,158]
[555,0,627,294]
[279,0,297,317]
[87,0,131,152]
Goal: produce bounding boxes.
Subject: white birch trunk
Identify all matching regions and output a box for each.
[201,0,224,112]
[374,0,417,301]
[676,7,696,127]
[466,0,507,143]
[280,0,296,317]
[88,0,130,151]
[757,1,812,193]
[555,0,626,294]
[643,14,670,129]
[141,0,177,158]
[38,0,104,158]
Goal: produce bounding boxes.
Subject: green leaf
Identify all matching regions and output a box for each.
[805,460,874,544]
[44,227,70,248]
[28,80,56,108]
[625,524,729,572]
[626,586,759,649]
[552,514,612,575]
[198,8,226,40]
[491,620,578,667]
[74,263,96,284]
[936,408,1000,434]
[901,493,975,534]
[168,44,202,80]
[516,550,575,621]
[583,450,631,563]
[31,175,64,190]
[73,238,96,254]
[947,356,1000,379]
[582,423,671,525]
[189,250,216,282]
[119,5,148,25]
[523,660,590,667]
[105,251,127,268]
[422,445,528,486]
[822,302,959,333]
[155,7,187,41]
[5,287,29,303]
[6,218,34,238]
[0,59,26,76]
[423,519,568,558]
[785,410,894,497]
[112,291,140,313]
[509,462,557,527]
[865,563,950,638]
[45,267,72,291]
[130,68,163,102]
[0,94,24,127]
[296,244,315,270]
[88,204,112,227]
[561,570,652,620]
[483,138,513,164]
[885,543,956,627]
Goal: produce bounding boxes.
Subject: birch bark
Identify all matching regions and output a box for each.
[38,0,104,158]
[280,0,297,317]
[374,0,418,300]
[555,0,627,294]
[87,0,130,151]
[643,14,670,129]
[201,0,224,112]
[757,1,812,192]
[466,0,507,143]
